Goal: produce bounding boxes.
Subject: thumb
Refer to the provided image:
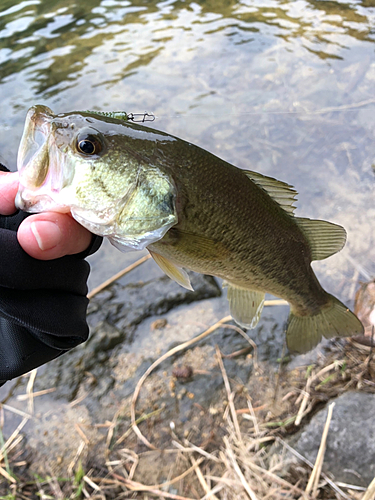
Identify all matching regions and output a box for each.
[17,212,93,260]
[0,172,19,215]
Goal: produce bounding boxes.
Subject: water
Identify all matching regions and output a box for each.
[0,0,375,303]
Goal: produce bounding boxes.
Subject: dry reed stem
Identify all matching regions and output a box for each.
[0,424,23,484]
[16,387,56,401]
[200,482,227,500]
[336,482,366,492]
[68,441,86,475]
[236,404,268,415]
[245,395,261,446]
[279,439,351,500]
[112,475,197,500]
[224,435,258,500]
[1,403,32,419]
[205,474,250,488]
[87,254,151,299]
[75,423,90,444]
[362,476,375,500]
[239,458,307,497]
[0,463,16,483]
[26,369,37,415]
[83,475,101,492]
[1,435,23,460]
[116,448,139,480]
[304,402,335,498]
[115,408,163,447]
[174,440,221,462]
[113,456,205,492]
[3,304,367,499]
[190,455,220,500]
[105,407,122,468]
[295,361,344,425]
[216,345,243,446]
[0,416,28,463]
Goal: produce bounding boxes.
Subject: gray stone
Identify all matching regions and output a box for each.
[87,271,221,331]
[291,391,375,487]
[33,272,221,400]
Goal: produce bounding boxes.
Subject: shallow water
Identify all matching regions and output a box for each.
[0,0,374,303]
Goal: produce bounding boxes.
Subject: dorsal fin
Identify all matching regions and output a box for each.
[244,170,297,215]
[295,217,347,261]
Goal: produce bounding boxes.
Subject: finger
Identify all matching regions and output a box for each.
[17,212,93,260]
[0,172,19,215]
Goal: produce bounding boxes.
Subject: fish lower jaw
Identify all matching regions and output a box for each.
[15,191,70,214]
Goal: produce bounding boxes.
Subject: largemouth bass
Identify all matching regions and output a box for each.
[15,105,363,353]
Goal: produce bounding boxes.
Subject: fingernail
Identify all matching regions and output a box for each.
[30,221,63,251]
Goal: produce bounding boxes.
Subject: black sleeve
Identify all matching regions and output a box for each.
[0,167,102,385]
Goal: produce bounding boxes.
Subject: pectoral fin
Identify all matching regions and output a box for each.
[149,250,193,291]
[224,282,265,329]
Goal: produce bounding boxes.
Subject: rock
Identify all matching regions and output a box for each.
[27,400,102,476]
[0,270,297,479]
[0,272,227,477]
[290,391,375,487]
[87,271,221,331]
[34,272,221,400]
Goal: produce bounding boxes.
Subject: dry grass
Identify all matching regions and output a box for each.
[1,332,375,500]
[1,259,375,499]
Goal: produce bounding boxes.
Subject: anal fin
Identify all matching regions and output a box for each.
[224,282,265,329]
[149,250,193,291]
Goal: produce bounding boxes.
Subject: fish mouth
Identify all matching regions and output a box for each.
[17,105,54,176]
[16,105,71,213]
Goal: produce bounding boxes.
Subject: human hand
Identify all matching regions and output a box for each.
[0,171,93,260]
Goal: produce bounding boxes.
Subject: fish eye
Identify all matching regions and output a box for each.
[76,132,103,156]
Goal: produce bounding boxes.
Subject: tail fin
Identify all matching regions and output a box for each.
[287,294,364,353]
